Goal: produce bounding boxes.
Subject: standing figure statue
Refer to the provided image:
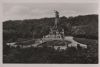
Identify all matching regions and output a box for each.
[54,10,59,29]
[54,10,59,18]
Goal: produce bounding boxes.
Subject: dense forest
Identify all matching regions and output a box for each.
[3,14,98,43]
[3,14,98,63]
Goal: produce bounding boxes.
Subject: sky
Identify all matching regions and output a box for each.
[2,0,99,21]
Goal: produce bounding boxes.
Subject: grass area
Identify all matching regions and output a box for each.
[74,37,98,57]
[3,37,98,64]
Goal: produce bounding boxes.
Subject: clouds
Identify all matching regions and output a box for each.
[3,3,98,21]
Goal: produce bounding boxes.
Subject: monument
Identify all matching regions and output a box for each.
[42,10,65,42]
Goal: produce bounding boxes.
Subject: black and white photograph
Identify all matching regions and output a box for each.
[2,0,98,64]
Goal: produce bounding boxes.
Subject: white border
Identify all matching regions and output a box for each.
[0,0,99,67]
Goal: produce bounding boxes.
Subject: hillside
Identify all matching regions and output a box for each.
[3,14,98,42]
